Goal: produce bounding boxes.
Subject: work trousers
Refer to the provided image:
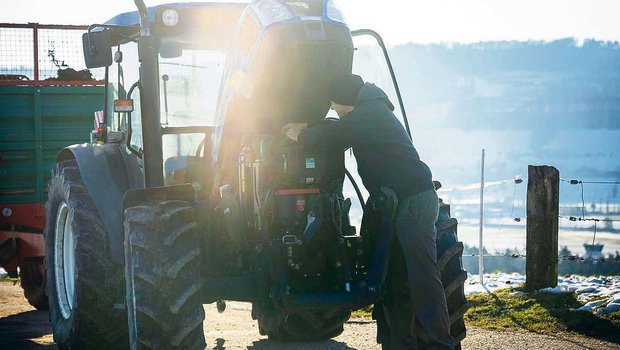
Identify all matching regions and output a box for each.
[375,189,454,350]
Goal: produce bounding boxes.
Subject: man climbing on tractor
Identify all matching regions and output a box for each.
[283,74,454,350]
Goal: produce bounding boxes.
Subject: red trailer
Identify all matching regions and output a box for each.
[0,205,47,308]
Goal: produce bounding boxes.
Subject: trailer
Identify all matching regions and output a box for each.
[0,23,104,309]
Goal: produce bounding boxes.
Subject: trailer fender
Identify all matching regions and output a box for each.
[57,143,143,264]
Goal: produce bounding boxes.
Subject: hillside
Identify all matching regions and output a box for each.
[381,39,620,222]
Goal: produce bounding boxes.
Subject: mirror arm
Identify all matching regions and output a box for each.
[85,24,102,56]
[86,23,141,49]
[134,0,151,36]
[126,81,143,158]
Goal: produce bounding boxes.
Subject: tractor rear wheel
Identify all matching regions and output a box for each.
[124,200,205,350]
[19,257,48,310]
[435,201,468,347]
[45,160,128,349]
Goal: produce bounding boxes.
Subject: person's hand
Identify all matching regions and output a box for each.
[281,123,307,142]
[286,128,301,142]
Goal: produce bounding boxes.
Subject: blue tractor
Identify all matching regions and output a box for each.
[44,1,467,348]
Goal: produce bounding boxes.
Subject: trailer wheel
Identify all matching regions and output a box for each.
[435,202,468,347]
[19,257,48,310]
[124,200,205,350]
[45,160,128,349]
[257,307,350,341]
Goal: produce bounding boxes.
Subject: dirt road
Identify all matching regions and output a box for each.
[0,281,54,349]
[2,280,619,349]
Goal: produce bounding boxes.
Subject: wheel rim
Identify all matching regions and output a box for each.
[54,202,75,319]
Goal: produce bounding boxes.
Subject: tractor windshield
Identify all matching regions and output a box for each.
[107,43,226,154]
[159,49,226,127]
[159,49,226,161]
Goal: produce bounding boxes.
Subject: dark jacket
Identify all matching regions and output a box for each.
[298,83,433,199]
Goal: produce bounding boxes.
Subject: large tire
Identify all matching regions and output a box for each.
[435,201,468,346]
[256,306,350,342]
[20,257,49,310]
[124,200,205,349]
[44,160,128,349]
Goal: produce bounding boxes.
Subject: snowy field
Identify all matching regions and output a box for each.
[458,225,620,256]
[466,272,620,315]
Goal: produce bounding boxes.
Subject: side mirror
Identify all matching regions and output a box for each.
[82,30,113,68]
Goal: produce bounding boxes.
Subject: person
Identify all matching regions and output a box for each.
[283,74,454,350]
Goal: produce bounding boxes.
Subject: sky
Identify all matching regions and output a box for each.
[1,0,620,45]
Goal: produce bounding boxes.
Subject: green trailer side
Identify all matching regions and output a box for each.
[1,84,104,281]
[0,85,104,206]
[1,84,104,309]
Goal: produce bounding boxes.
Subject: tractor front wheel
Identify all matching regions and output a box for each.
[45,160,128,349]
[124,200,205,349]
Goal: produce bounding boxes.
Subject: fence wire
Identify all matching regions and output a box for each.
[463,253,620,264]
[39,28,96,80]
[0,27,34,80]
[448,173,619,276]
[0,24,104,83]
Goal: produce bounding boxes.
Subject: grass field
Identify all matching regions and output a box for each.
[466,286,620,340]
[354,285,620,343]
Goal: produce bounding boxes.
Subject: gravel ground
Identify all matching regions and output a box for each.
[2,281,620,349]
[204,302,620,350]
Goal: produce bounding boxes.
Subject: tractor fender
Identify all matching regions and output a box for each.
[57,143,144,264]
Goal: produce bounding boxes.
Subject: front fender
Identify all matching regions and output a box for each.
[57,143,143,264]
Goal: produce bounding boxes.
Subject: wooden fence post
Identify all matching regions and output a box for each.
[525,165,559,291]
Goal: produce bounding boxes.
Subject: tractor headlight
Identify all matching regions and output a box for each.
[162,9,179,27]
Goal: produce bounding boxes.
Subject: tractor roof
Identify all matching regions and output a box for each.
[101,2,247,49]
[100,1,347,49]
[104,2,248,27]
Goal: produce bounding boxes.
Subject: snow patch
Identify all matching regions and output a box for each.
[466,273,620,316]
[539,285,571,294]
[597,303,620,315]
[577,300,606,312]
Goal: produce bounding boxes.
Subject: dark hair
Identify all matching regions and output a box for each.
[328,74,364,106]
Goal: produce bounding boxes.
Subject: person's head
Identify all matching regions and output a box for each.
[328,74,364,118]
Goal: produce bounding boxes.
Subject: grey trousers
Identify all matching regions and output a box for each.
[378,189,454,350]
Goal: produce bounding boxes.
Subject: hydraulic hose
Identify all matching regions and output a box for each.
[345,168,365,211]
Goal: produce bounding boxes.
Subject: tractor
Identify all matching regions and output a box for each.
[44,1,468,349]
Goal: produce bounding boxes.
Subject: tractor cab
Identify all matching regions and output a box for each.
[86,1,355,184]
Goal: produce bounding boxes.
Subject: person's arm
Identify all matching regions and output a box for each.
[297,116,360,149]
